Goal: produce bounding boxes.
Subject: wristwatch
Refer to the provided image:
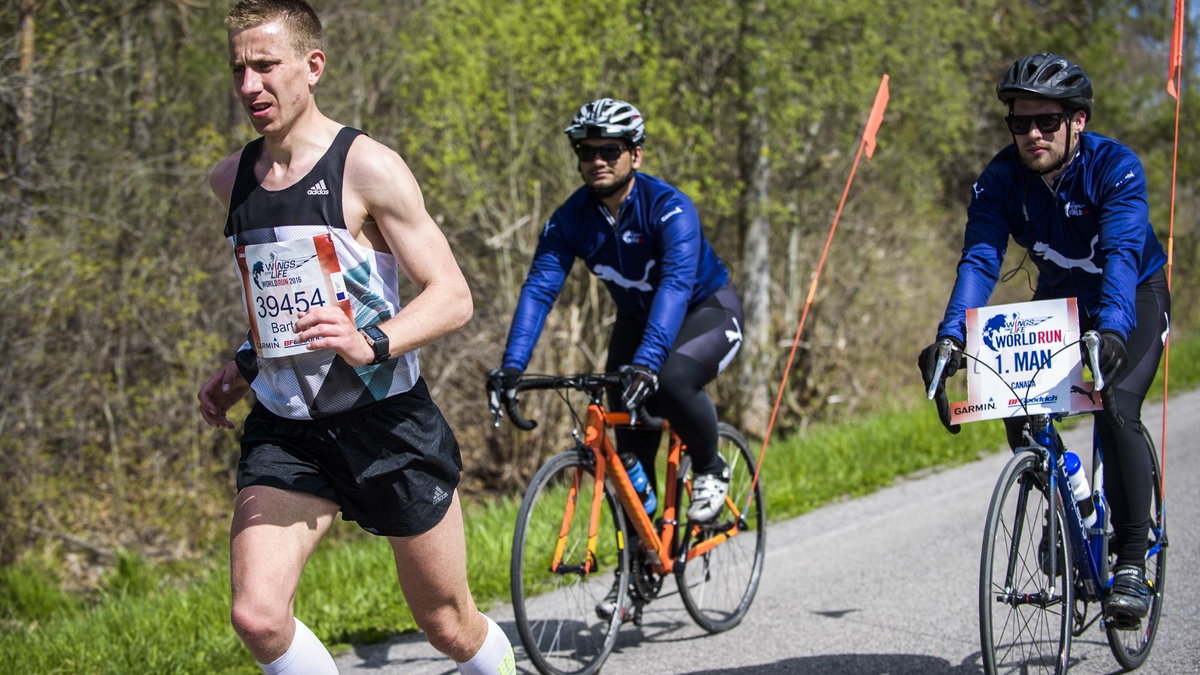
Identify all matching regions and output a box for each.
[358,325,390,364]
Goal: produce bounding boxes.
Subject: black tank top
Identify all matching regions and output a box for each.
[224,126,363,244]
[222,127,421,420]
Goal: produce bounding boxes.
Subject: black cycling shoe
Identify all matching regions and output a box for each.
[1106,565,1151,625]
[594,578,636,623]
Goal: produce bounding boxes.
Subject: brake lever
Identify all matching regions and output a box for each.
[1081,330,1104,391]
[488,389,503,427]
[1080,330,1124,428]
[925,338,959,400]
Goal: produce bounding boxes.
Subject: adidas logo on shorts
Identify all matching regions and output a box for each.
[306,179,330,196]
[432,485,449,505]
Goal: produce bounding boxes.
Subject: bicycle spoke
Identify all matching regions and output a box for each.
[676,424,765,633]
[1105,435,1167,669]
[512,451,627,675]
[981,451,1071,674]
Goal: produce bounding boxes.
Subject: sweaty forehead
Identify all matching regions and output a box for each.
[228,20,294,63]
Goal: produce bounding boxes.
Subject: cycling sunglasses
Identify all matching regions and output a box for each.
[1004,112,1068,135]
[573,143,628,162]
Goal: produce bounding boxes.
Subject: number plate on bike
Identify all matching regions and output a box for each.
[953,297,1101,423]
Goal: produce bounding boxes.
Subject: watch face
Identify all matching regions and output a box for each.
[361,325,389,362]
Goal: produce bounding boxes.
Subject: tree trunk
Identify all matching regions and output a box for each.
[12,0,38,238]
[734,1,771,436]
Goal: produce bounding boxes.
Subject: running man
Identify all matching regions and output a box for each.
[918,53,1170,626]
[198,2,514,673]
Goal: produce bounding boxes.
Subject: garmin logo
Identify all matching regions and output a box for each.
[954,402,996,416]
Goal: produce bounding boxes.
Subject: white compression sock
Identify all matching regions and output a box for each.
[456,614,515,675]
[258,617,339,675]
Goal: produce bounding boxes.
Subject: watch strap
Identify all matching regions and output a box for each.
[359,325,390,364]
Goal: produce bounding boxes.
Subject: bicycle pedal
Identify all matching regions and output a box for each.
[1105,614,1142,631]
[630,602,645,626]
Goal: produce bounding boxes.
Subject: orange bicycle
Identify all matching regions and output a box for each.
[490,372,765,675]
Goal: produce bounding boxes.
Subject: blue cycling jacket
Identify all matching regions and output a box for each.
[503,172,730,372]
[938,132,1167,342]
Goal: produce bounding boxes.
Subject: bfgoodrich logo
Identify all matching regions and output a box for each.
[307,179,330,196]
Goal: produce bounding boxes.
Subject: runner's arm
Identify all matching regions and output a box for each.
[326,136,473,364]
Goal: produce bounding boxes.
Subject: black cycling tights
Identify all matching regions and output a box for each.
[606,284,744,489]
[1004,269,1170,568]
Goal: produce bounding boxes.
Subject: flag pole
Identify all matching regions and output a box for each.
[749,74,890,494]
[1160,0,1184,492]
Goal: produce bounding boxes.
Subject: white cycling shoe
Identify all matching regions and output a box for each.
[687,465,731,521]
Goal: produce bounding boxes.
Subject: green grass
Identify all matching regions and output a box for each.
[4,334,1197,674]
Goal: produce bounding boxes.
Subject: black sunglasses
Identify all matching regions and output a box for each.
[573,143,627,162]
[1004,112,1068,135]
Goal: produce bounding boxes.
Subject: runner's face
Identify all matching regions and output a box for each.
[577,139,642,193]
[228,19,322,136]
[1011,98,1084,176]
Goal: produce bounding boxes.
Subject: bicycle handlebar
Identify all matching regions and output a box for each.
[926,330,1106,393]
[489,373,623,432]
[925,329,1115,426]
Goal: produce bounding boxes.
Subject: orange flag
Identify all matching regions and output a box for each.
[863,74,890,158]
[1168,0,1185,99]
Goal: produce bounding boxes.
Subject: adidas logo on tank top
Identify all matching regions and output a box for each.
[307,179,330,196]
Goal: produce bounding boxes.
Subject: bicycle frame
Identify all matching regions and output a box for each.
[548,401,748,579]
[1022,418,1109,606]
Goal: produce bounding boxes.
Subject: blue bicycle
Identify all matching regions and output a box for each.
[927,331,1166,673]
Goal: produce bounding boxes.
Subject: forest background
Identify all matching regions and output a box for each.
[1,0,1197,593]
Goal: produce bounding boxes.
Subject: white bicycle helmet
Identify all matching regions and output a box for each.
[564,98,645,146]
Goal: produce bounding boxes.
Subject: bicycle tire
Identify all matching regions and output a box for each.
[511,448,630,675]
[980,450,1073,675]
[675,422,766,633]
[1105,432,1166,669]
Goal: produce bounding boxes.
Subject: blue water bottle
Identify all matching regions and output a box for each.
[620,452,657,515]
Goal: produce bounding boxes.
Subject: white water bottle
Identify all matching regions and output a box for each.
[1064,451,1097,528]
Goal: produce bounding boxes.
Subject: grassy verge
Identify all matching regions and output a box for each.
[4,334,1197,674]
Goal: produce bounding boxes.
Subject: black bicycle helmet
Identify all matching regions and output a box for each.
[996,53,1093,115]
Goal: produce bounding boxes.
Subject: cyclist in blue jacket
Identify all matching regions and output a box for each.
[918,54,1170,625]
[490,98,744,526]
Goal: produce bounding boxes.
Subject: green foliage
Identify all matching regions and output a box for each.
[0,556,79,624]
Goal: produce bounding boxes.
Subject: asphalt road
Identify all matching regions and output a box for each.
[335,388,1199,674]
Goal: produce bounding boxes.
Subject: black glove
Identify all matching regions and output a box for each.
[933,386,961,434]
[486,366,522,409]
[1097,331,1128,384]
[618,364,658,411]
[917,337,964,435]
[917,336,965,391]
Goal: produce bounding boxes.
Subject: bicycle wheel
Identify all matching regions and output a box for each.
[675,422,766,633]
[1105,433,1167,669]
[511,448,630,675]
[980,450,1073,675]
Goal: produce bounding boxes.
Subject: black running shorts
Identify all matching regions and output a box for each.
[237,378,463,537]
